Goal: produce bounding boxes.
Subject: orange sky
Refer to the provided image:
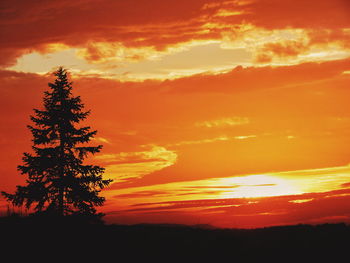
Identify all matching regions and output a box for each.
[0,0,350,228]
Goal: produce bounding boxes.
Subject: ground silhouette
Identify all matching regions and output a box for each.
[1,215,348,262]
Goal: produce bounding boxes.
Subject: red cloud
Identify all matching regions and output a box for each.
[245,0,350,30]
[163,58,350,93]
[308,29,350,48]
[255,40,309,62]
[1,0,349,67]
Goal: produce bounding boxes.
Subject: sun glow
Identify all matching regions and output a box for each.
[103,164,350,215]
[217,174,301,199]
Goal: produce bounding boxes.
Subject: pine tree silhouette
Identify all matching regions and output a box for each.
[1,67,112,217]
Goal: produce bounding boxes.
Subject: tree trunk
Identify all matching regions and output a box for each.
[58,103,65,216]
[58,144,65,216]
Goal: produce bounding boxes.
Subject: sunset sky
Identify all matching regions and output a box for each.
[1,0,350,228]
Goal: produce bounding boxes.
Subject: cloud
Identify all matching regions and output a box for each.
[8,41,253,81]
[104,166,350,224]
[164,58,350,93]
[114,190,171,199]
[121,164,350,203]
[0,0,213,67]
[165,134,257,147]
[104,188,350,228]
[253,28,350,64]
[242,0,350,30]
[255,40,310,63]
[214,9,247,17]
[76,42,158,64]
[96,145,177,182]
[92,137,111,144]
[340,182,350,188]
[195,117,249,128]
[166,136,231,147]
[308,29,350,49]
[1,0,349,70]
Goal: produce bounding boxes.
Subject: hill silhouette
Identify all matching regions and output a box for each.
[1,215,348,262]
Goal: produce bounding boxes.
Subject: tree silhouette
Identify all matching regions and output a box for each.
[1,67,112,217]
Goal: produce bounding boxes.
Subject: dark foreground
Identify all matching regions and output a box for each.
[1,216,349,262]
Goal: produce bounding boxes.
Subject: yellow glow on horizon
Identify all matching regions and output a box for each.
[277,165,350,194]
[102,164,350,211]
[216,174,301,198]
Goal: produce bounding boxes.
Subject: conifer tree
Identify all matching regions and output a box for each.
[1,67,112,216]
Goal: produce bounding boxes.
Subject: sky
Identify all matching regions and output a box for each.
[0,0,350,228]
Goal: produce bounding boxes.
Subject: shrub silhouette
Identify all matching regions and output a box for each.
[1,67,112,217]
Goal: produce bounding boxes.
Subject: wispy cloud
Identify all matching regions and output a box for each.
[195,117,250,128]
[96,145,177,182]
[166,134,257,147]
[92,137,111,144]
